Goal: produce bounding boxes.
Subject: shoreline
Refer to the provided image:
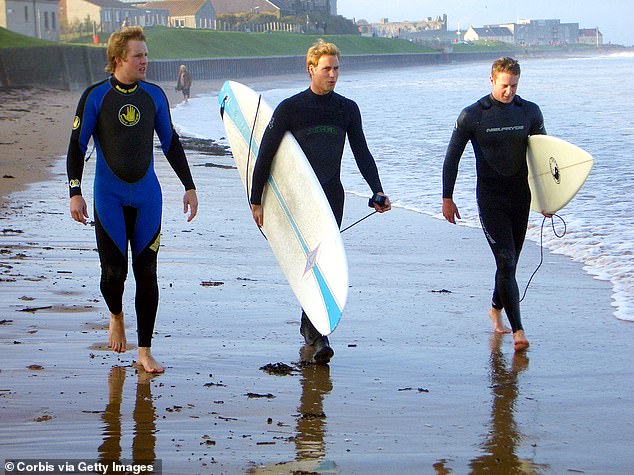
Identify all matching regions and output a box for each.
[1,73,633,474]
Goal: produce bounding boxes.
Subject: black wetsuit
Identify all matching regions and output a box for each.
[250,87,384,343]
[250,88,383,226]
[443,94,545,332]
[66,76,195,347]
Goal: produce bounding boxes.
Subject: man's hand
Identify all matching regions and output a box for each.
[251,204,264,227]
[442,197,461,224]
[183,189,198,222]
[70,195,89,225]
[372,192,392,213]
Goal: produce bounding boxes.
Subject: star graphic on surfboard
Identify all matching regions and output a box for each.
[303,243,321,276]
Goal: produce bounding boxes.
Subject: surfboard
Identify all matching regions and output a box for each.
[218,80,348,336]
[527,135,594,214]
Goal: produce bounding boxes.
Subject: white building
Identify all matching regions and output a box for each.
[0,0,60,41]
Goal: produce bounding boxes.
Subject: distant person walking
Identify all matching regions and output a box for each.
[66,26,198,373]
[176,64,192,102]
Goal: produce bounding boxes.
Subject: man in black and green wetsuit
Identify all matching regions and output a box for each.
[250,39,392,364]
[442,57,547,352]
[66,26,198,373]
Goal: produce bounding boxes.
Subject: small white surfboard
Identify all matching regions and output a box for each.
[218,81,348,336]
[527,135,594,214]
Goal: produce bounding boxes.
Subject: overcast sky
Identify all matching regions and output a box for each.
[336,0,634,46]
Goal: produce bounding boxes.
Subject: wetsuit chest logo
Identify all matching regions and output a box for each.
[72,116,81,130]
[118,104,141,127]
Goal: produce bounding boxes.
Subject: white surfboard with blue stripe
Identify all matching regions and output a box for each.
[219,80,348,335]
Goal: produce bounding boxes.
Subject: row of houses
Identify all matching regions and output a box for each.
[358,15,604,48]
[0,0,337,40]
[464,19,603,47]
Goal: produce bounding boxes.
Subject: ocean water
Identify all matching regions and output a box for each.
[171,52,634,322]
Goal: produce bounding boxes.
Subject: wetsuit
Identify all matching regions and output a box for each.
[66,76,195,347]
[250,87,384,344]
[442,94,545,332]
[250,88,383,226]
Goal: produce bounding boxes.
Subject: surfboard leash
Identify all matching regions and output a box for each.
[340,211,377,233]
[246,94,267,240]
[519,213,567,302]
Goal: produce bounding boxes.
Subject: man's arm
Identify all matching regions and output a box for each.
[442,110,472,223]
[250,102,290,207]
[346,100,383,195]
[249,101,290,227]
[67,86,97,224]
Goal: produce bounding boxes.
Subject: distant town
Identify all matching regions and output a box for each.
[1,0,606,47]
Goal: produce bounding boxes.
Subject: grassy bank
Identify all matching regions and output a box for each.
[140,28,438,58]
[1,26,437,56]
[0,27,58,48]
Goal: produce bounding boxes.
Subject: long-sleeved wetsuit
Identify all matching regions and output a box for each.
[250,87,384,343]
[443,94,545,332]
[66,76,195,347]
[250,88,383,226]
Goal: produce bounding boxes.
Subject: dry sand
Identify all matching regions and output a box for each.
[1,78,633,475]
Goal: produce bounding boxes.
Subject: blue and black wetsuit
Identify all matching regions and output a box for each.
[443,94,545,332]
[66,76,195,347]
[250,88,383,226]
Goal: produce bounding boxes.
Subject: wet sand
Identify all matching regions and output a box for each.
[1,80,633,475]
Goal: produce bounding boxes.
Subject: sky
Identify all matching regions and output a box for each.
[336,0,634,46]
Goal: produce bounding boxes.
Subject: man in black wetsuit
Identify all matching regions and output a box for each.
[250,39,391,363]
[442,57,547,351]
[66,26,198,373]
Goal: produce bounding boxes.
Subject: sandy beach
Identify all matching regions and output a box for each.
[1,78,633,475]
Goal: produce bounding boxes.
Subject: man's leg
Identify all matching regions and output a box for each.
[300,311,334,364]
[95,208,129,353]
[129,204,163,374]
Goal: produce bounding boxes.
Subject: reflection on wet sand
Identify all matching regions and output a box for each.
[98,366,158,469]
[248,345,338,474]
[468,334,548,474]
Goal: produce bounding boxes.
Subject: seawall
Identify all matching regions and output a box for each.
[0,47,512,90]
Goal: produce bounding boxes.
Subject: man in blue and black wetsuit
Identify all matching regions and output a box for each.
[66,26,198,373]
[250,39,391,364]
[442,57,547,352]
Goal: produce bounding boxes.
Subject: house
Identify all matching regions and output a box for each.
[578,27,602,46]
[210,0,279,18]
[355,18,371,36]
[268,0,336,17]
[141,0,214,28]
[464,25,513,44]
[62,0,168,34]
[1,0,59,40]
[511,19,578,46]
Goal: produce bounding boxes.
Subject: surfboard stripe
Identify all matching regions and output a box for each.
[267,178,342,329]
[221,82,343,331]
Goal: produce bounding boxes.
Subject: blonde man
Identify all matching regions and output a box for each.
[250,39,391,364]
[66,26,198,373]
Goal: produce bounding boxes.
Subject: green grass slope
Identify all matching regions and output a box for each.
[143,27,435,59]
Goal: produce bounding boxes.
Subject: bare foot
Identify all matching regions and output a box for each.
[137,347,164,374]
[108,312,127,353]
[513,330,530,352]
[489,308,511,333]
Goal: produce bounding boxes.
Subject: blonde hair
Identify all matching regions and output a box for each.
[306,39,340,72]
[105,26,146,73]
[491,56,521,79]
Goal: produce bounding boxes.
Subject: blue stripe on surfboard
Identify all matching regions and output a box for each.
[267,178,342,330]
[219,82,342,331]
